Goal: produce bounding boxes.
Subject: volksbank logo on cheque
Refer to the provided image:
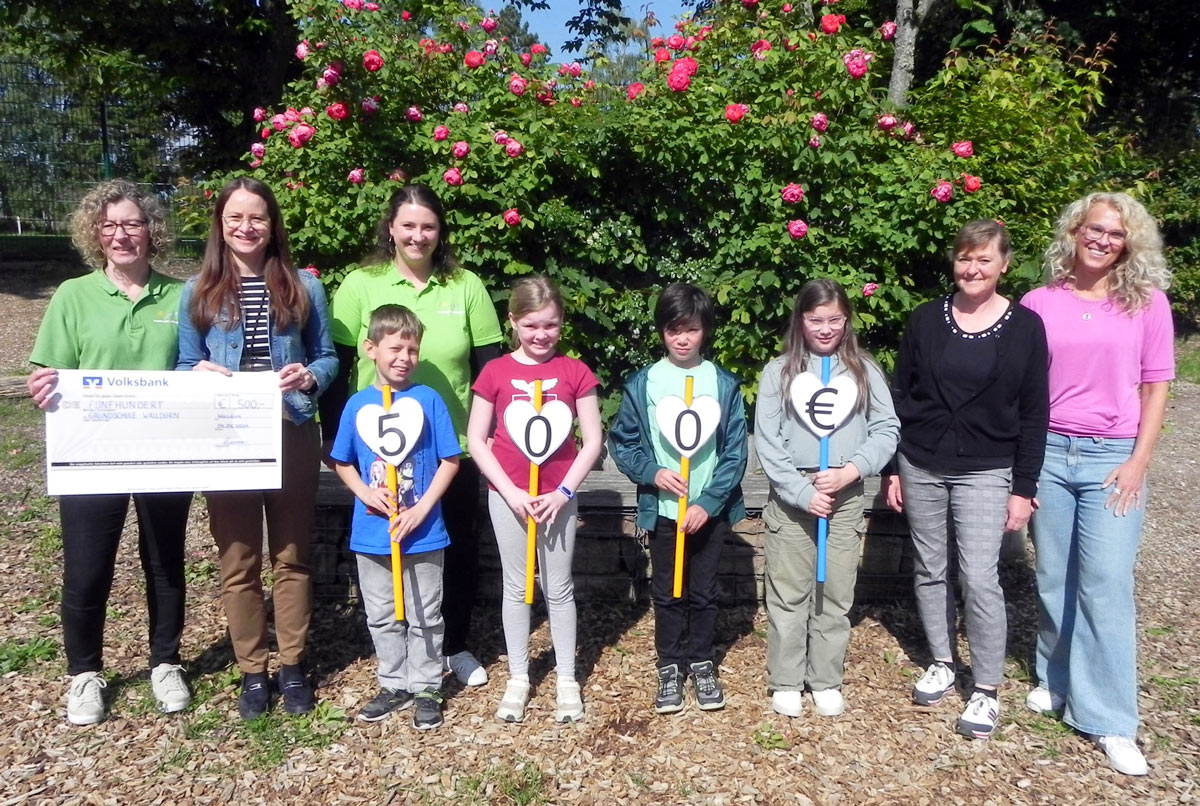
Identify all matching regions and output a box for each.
[81,375,169,390]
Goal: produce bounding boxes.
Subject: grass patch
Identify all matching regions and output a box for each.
[1149,674,1198,708]
[182,709,226,741]
[185,558,219,585]
[240,702,349,770]
[1176,336,1200,384]
[1146,625,1177,637]
[0,636,58,673]
[0,398,43,470]
[753,722,791,750]
[414,762,551,806]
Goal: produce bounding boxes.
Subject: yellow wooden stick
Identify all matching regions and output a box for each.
[525,380,542,605]
[382,384,405,622]
[673,375,694,599]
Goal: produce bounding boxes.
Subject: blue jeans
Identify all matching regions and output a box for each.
[1032,432,1143,738]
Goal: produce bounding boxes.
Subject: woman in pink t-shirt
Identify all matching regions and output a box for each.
[1020,192,1174,776]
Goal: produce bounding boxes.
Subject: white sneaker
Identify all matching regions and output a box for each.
[956,690,1000,739]
[811,688,845,717]
[66,671,107,725]
[1025,684,1065,714]
[445,651,488,687]
[912,662,956,706]
[1096,736,1148,776]
[150,663,191,713]
[496,677,531,723]
[555,678,585,723]
[771,690,803,717]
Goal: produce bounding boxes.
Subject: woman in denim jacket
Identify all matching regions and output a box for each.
[177,178,337,720]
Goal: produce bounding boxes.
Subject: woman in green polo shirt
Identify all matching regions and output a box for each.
[322,184,504,687]
[27,179,193,726]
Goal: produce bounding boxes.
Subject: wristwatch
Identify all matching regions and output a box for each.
[557,484,575,500]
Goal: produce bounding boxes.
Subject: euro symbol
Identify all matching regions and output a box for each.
[806,387,839,430]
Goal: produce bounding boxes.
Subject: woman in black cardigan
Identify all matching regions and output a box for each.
[882,220,1049,740]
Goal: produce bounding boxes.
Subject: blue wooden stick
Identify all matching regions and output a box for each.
[816,355,831,614]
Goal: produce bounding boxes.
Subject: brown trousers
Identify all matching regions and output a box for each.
[206,419,320,673]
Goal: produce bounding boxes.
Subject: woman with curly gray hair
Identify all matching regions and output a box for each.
[27,179,192,726]
[1021,192,1174,776]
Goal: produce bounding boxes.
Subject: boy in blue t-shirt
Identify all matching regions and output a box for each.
[330,305,460,730]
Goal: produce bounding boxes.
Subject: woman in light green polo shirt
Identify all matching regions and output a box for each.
[27,180,193,726]
[322,184,504,688]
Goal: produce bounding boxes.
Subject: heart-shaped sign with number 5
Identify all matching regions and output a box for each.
[504,399,573,465]
[355,398,426,466]
[655,395,722,459]
[789,372,858,437]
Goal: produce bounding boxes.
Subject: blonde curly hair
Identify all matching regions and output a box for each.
[1043,192,1171,313]
[68,180,170,269]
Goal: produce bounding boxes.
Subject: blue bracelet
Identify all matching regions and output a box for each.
[557,484,575,500]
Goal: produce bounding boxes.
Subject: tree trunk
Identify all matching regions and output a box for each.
[887,0,938,108]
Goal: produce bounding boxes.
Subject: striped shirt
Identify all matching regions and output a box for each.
[238,277,273,371]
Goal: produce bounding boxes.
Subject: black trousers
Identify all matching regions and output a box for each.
[439,458,481,656]
[59,492,191,674]
[649,515,729,669]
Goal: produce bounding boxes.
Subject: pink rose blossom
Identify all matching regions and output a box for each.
[843,50,870,79]
[365,2,379,9]
[531,43,547,55]
[322,67,340,86]
[483,39,499,55]
[326,102,348,120]
[724,103,749,124]
[862,282,879,296]
[285,107,301,122]
[453,102,469,113]
[783,3,793,11]
[787,220,809,239]
[363,50,384,72]
[781,183,805,203]
[952,140,974,158]
[811,113,829,132]
[751,39,772,60]
[821,14,846,34]
[930,180,954,203]
[962,174,982,193]
[741,0,759,7]
[651,37,665,47]
[252,107,267,122]
[627,82,645,100]
[261,127,272,140]
[673,57,698,76]
[452,141,470,159]
[809,135,821,148]
[880,20,898,40]
[347,167,365,184]
[509,76,528,96]
[584,79,595,90]
[343,0,363,10]
[457,21,469,31]
[878,114,898,131]
[250,142,266,159]
[362,96,381,114]
[443,167,463,186]
[570,97,582,107]
[900,121,915,139]
[248,159,262,169]
[536,89,556,106]
[654,48,671,63]
[503,208,521,227]
[481,16,497,33]
[401,10,411,20]
[493,130,510,144]
[406,106,423,122]
[302,265,320,278]
[667,34,685,50]
[296,41,310,60]
[433,125,450,141]
[666,69,691,92]
[300,106,313,117]
[505,139,525,157]
[464,50,485,69]
[520,53,532,67]
[271,114,287,132]
[287,123,315,148]
[389,168,409,182]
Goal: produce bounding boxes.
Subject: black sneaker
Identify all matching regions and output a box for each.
[238,672,271,720]
[278,664,315,715]
[412,690,444,731]
[358,688,414,722]
[689,661,726,711]
[654,664,685,714]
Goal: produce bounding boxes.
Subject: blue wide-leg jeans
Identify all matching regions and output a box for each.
[1032,431,1144,738]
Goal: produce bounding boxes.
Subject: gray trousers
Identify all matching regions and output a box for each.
[764,485,865,692]
[487,490,578,679]
[356,550,444,693]
[899,455,1010,687]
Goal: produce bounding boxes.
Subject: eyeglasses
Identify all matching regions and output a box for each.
[802,315,847,329]
[98,220,147,237]
[1081,223,1126,244]
[222,214,270,230]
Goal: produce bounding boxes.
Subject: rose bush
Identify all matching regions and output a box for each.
[213,0,1129,409]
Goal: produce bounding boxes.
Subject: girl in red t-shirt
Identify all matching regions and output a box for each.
[467,276,602,724]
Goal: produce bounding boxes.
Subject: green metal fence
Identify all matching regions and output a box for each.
[0,59,201,255]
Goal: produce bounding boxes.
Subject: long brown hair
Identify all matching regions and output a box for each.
[372,184,459,280]
[780,279,874,415]
[188,177,309,331]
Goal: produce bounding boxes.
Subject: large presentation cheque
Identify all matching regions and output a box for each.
[45,369,282,495]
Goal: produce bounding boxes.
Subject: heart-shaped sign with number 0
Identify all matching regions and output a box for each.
[789,372,858,437]
[655,395,721,459]
[355,398,426,466]
[504,399,573,466]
